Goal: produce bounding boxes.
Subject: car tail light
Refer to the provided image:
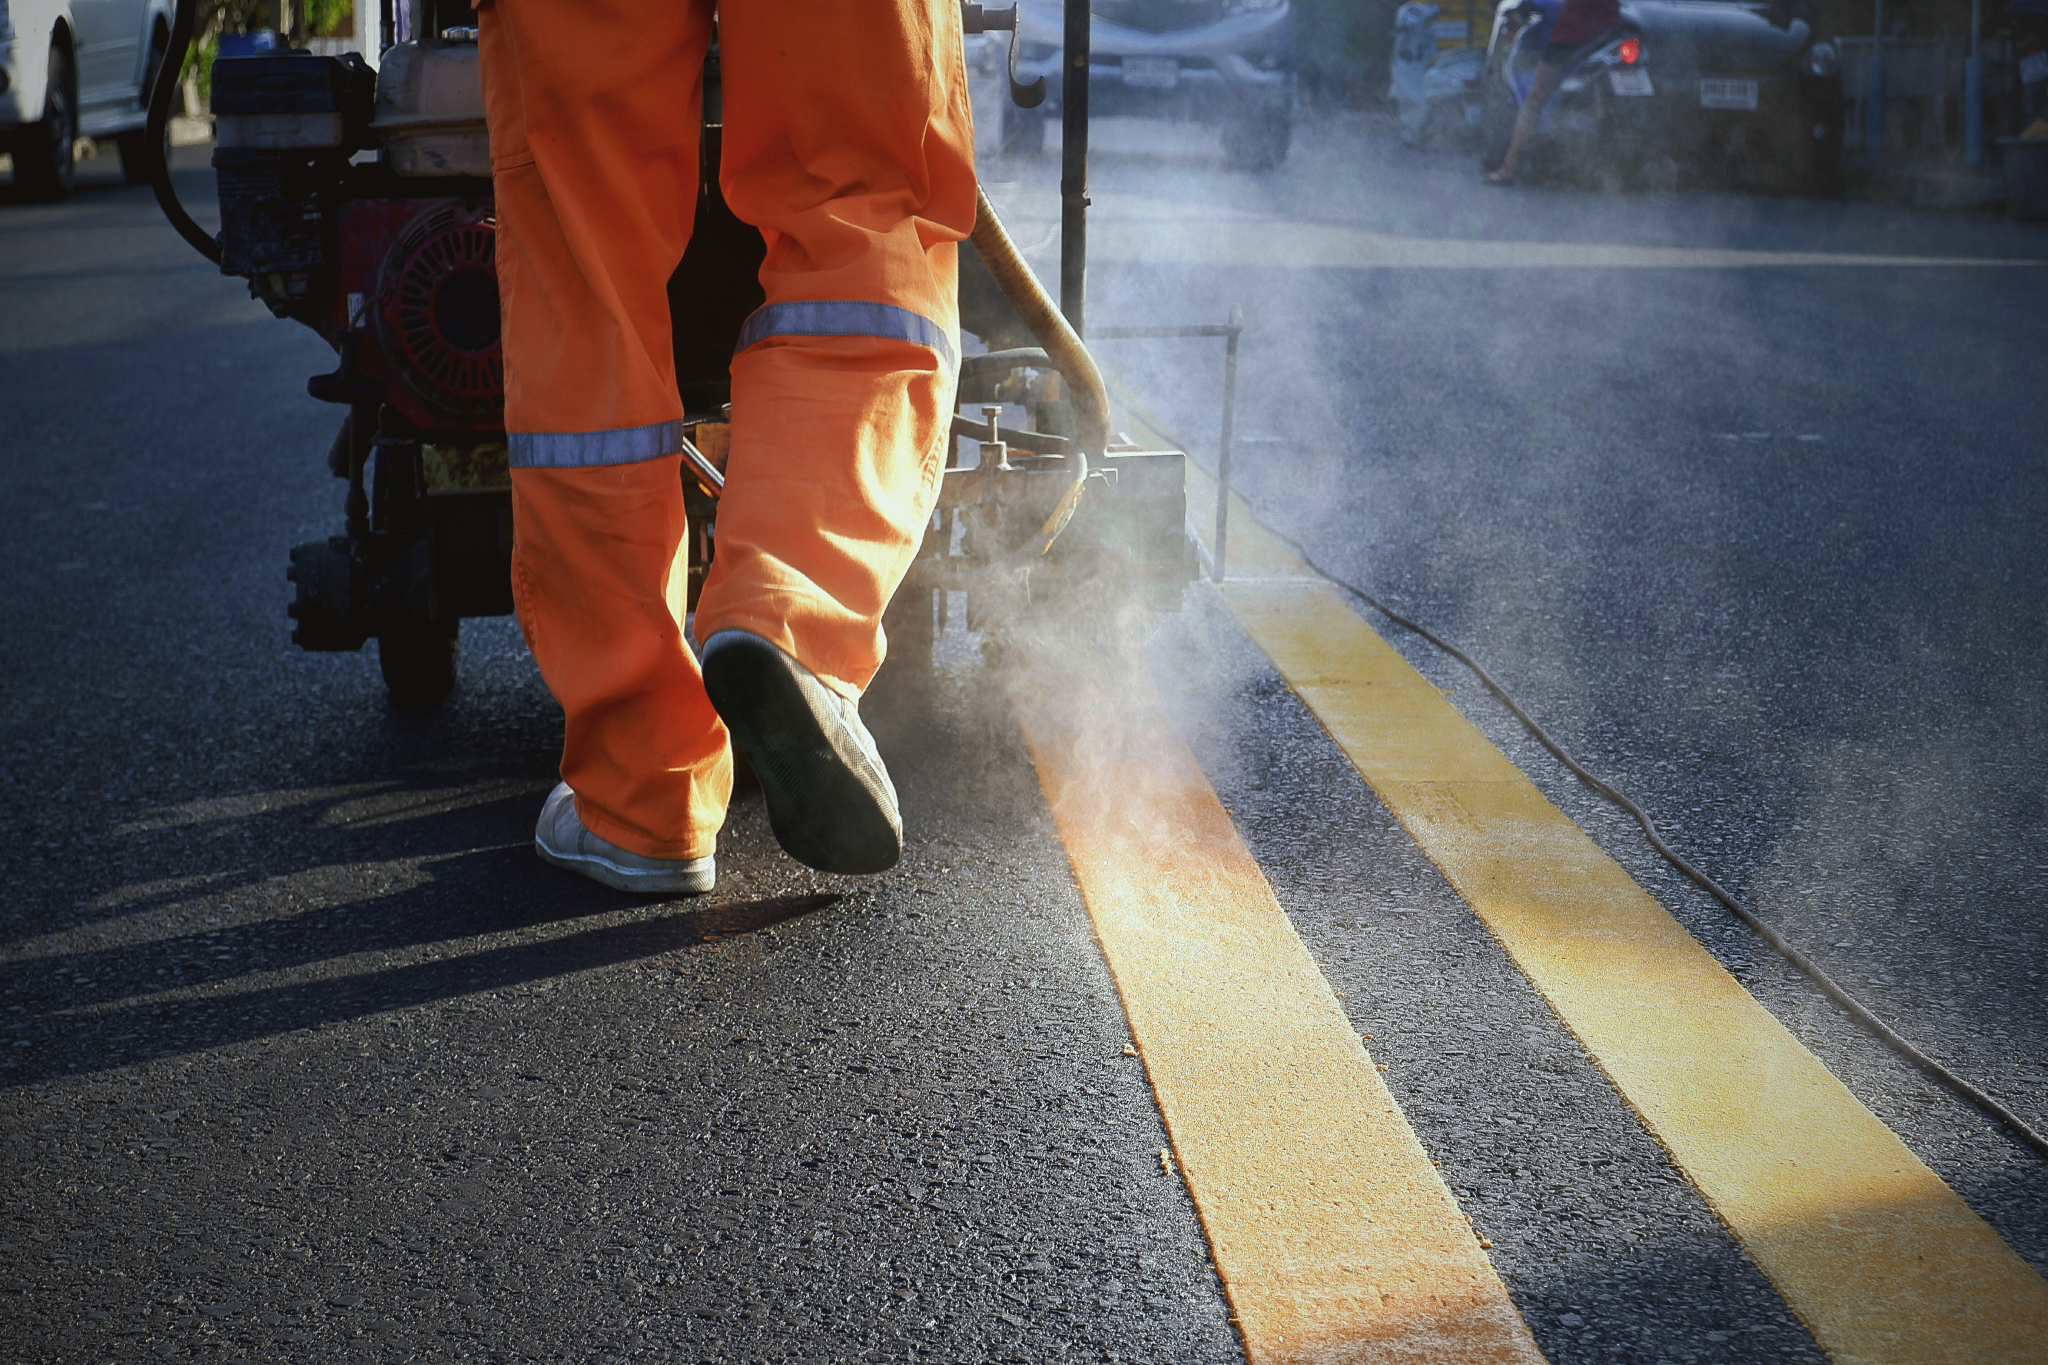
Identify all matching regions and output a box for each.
[1618,36,1642,64]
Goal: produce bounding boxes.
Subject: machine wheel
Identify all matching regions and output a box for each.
[115,26,171,185]
[998,102,1046,157]
[1221,106,1290,171]
[378,618,460,707]
[12,40,78,201]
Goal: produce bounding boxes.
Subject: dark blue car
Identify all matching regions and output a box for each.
[1478,0,1845,193]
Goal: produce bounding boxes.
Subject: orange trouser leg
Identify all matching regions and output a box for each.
[479,0,727,860]
[694,0,978,697]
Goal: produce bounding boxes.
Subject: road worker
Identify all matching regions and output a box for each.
[1484,0,1622,184]
[475,0,976,891]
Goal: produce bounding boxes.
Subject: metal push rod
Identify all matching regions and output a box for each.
[1090,306,1244,582]
[1060,0,1090,334]
[1217,312,1239,581]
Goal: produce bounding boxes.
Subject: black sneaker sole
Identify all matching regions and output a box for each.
[700,635,902,875]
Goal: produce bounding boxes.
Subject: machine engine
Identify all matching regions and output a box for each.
[208,39,576,703]
[344,198,504,430]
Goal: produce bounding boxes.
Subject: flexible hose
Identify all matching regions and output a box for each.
[1300,543,2048,1163]
[1115,384,2048,1164]
[148,0,223,265]
[969,190,1102,552]
[969,190,1108,460]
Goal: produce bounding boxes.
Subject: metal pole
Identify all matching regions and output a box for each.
[1965,0,1983,166]
[1211,305,1242,584]
[1060,0,1090,335]
[1866,0,1886,163]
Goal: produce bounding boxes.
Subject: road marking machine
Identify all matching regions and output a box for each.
[146,0,1196,704]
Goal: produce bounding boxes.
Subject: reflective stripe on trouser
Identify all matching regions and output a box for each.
[478,0,974,858]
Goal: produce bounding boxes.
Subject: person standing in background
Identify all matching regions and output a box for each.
[1484,0,1622,182]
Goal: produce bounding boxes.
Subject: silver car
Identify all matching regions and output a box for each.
[2,0,176,197]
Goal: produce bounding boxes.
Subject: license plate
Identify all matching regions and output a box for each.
[1608,67,1654,97]
[1700,77,1759,110]
[1122,56,1179,89]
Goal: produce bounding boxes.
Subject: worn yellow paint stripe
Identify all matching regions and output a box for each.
[1010,663,1546,1365]
[1177,460,2048,1365]
[981,187,2048,271]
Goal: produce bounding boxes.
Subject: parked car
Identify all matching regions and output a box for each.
[1477,0,1844,194]
[2,0,175,198]
[1001,0,1296,170]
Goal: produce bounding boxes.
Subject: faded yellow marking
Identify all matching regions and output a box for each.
[981,186,2045,272]
[1179,461,2048,1364]
[1089,218,2048,271]
[1012,663,1545,1365]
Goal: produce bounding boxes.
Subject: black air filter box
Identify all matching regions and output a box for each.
[211,52,375,282]
[212,51,375,148]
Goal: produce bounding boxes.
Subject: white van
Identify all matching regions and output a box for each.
[1,0,177,197]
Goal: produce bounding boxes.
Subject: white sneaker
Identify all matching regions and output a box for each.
[533,783,716,895]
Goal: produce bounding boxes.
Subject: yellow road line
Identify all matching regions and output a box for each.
[979,187,2046,271]
[1010,663,1545,1365]
[1179,462,2048,1365]
[1085,218,2048,271]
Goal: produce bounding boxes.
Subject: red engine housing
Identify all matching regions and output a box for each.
[330,198,505,433]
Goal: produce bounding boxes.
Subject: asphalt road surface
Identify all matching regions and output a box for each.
[3,113,2046,1365]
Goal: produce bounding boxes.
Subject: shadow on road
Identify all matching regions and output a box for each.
[4,885,838,1089]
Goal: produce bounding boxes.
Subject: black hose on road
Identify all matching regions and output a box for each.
[1292,537,2048,1165]
[1119,389,2048,1165]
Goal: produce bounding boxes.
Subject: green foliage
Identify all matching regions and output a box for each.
[303,0,354,38]
[175,0,357,104]
[197,0,276,43]
[181,33,219,102]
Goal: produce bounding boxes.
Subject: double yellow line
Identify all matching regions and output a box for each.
[1011,464,2048,1363]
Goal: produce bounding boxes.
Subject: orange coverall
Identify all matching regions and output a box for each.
[476,0,976,862]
